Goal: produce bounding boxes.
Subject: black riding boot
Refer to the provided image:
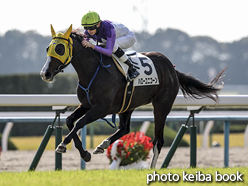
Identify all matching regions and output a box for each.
[113,47,140,81]
[124,59,140,81]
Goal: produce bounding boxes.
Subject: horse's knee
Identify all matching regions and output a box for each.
[66,116,74,129]
[74,120,84,131]
[119,126,130,136]
[124,126,130,135]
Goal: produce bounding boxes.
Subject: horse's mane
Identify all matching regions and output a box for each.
[70,33,106,51]
[71,33,96,43]
[70,33,85,44]
[70,33,107,64]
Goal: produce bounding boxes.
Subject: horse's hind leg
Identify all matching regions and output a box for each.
[151,96,176,168]
[56,104,91,162]
[93,110,133,154]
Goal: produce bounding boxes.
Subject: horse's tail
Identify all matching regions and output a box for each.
[175,67,227,102]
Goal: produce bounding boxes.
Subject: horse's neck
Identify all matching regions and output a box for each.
[71,50,99,87]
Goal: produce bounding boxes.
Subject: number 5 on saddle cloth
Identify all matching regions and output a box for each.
[111,51,160,114]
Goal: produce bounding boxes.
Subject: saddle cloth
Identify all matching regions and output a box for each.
[112,51,159,86]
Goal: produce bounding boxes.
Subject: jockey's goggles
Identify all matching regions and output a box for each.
[84,25,97,31]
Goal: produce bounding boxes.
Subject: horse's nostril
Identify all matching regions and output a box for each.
[45,72,51,79]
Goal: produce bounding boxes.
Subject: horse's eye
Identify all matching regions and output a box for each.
[55,44,65,56]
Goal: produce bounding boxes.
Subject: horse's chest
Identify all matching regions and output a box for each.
[77,88,93,108]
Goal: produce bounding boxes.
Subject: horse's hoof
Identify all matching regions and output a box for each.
[83,151,91,162]
[55,142,67,153]
[93,147,104,154]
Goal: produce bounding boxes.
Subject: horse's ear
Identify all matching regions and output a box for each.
[51,24,56,38]
[64,24,72,39]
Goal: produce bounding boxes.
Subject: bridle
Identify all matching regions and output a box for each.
[52,36,73,74]
[53,34,111,74]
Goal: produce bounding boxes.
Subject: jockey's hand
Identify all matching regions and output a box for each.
[72,28,84,36]
[82,40,95,49]
[72,28,80,33]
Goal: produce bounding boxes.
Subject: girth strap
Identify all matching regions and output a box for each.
[117,81,135,114]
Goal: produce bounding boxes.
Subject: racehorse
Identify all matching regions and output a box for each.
[40,25,225,168]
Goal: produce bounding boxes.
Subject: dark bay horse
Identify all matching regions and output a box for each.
[40,25,225,168]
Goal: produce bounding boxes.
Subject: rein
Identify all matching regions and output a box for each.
[77,53,103,107]
[88,48,112,71]
[54,51,82,74]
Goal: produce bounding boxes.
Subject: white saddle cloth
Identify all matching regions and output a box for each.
[112,51,159,86]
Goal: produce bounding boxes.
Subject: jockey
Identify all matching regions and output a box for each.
[79,11,140,81]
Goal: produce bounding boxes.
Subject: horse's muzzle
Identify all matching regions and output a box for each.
[40,71,53,82]
[40,57,54,82]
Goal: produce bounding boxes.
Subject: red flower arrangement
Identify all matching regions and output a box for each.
[107,132,153,166]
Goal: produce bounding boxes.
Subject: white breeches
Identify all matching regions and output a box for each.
[99,22,136,53]
[113,31,136,52]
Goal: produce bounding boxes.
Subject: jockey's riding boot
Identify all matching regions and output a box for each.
[124,59,140,81]
[113,47,140,81]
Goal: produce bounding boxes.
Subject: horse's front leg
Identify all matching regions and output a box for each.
[62,104,91,162]
[93,110,134,154]
[56,104,110,159]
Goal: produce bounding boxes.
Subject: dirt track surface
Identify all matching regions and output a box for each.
[0,147,247,172]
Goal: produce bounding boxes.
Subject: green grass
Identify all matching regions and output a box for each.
[0,167,247,186]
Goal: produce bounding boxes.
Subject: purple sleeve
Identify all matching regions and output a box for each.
[94,28,116,57]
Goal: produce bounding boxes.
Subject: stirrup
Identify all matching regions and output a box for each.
[127,70,139,81]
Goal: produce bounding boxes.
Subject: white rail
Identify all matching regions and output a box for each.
[0,94,248,107]
[0,94,248,168]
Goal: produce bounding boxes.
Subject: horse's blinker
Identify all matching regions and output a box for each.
[46,25,73,66]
